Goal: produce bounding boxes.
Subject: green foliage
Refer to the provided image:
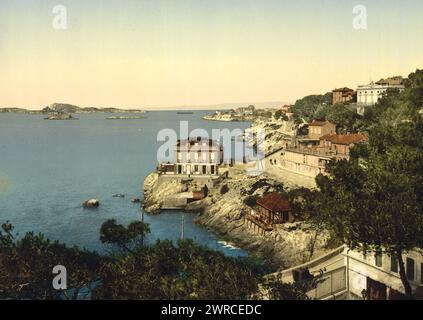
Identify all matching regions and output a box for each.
[259,275,311,300]
[0,220,306,300]
[100,219,150,253]
[287,188,318,219]
[311,69,423,297]
[0,223,101,300]
[93,239,268,300]
[291,92,332,124]
[325,104,361,133]
[274,110,289,121]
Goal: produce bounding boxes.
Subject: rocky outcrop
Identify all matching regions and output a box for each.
[195,169,329,268]
[142,167,329,269]
[142,173,187,214]
[83,198,100,208]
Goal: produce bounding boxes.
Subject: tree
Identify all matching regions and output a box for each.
[100,219,150,254]
[93,239,268,300]
[275,110,289,121]
[312,69,423,298]
[325,104,361,133]
[291,92,332,124]
[0,222,101,300]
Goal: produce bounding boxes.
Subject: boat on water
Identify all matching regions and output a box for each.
[176,111,194,114]
[112,194,125,198]
[106,116,147,120]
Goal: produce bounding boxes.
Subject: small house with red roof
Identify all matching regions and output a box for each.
[247,192,294,233]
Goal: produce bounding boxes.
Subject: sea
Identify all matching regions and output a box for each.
[0,111,251,257]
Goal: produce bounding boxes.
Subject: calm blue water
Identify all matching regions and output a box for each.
[0,111,250,257]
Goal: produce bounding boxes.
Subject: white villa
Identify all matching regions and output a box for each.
[159,137,224,176]
[357,76,405,108]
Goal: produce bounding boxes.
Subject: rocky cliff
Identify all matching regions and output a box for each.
[142,167,329,269]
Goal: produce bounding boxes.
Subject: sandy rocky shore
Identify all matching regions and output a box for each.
[143,165,329,269]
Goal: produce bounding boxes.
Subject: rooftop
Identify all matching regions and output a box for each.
[333,87,355,92]
[176,137,220,148]
[320,133,367,145]
[256,192,291,212]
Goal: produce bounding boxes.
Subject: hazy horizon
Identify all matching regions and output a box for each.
[1,0,422,109]
[0,100,290,111]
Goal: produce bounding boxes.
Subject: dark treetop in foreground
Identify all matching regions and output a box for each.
[0,219,310,300]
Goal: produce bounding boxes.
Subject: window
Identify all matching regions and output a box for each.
[406,257,415,281]
[177,165,182,174]
[211,165,215,175]
[202,165,207,174]
[390,255,398,273]
[375,250,382,267]
[194,165,198,173]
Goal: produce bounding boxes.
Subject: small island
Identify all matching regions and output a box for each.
[44,113,78,120]
[0,102,146,115]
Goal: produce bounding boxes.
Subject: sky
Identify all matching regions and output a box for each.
[0,0,422,109]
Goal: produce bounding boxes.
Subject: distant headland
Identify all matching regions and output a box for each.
[0,103,146,114]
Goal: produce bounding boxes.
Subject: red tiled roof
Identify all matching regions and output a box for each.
[256,192,291,212]
[320,133,367,145]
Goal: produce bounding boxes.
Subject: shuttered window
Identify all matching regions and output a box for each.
[390,255,398,273]
[375,250,382,268]
[406,258,415,281]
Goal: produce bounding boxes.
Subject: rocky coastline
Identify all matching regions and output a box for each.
[142,166,329,269]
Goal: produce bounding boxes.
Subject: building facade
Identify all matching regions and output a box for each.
[332,87,356,105]
[278,148,332,177]
[344,248,423,300]
[158,137,223,176]
[308,121,337,140]
[319,133,367,156]
[269,133,367,178]
[246,192,293,234]
[280,245,423,300]
[357,77,405,106]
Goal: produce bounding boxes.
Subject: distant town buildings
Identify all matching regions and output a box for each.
[158,137,223,176]
[357,76,405,107]
[268,132,367,178]
[332,87,356,105]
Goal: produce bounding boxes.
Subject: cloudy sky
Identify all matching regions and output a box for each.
[0,0,422,109]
